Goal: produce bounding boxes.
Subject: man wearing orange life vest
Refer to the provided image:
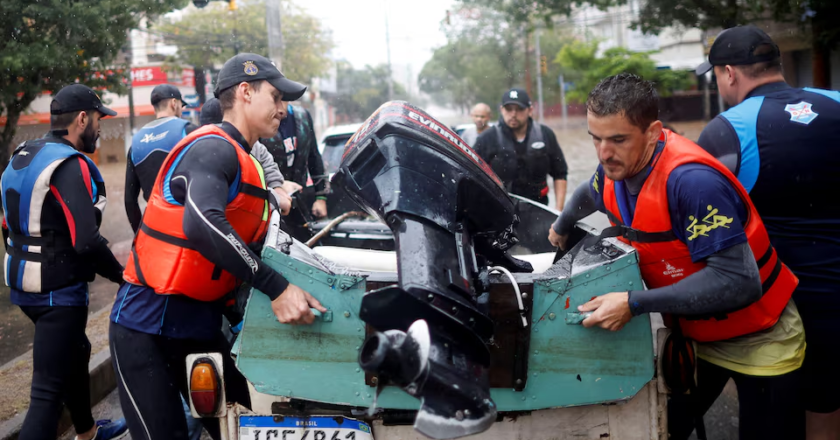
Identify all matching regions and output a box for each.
[548,74,806,439]
[109,53,326,440]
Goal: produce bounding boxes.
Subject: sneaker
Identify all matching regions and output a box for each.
[76,418,129,440]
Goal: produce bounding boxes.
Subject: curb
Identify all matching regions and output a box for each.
[0,348,116,440]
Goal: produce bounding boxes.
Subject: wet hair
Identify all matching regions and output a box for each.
[218,80,264,112]
[586,73,659,132]
[49,111,82,130]
[737,44,783,79]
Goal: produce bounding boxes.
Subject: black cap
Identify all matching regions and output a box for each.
[151,84,189,107]
[501,88,531,109]
[695,25,780,75]
[213,53,307,101]
[200,97,223,126]
[50,84,117,117]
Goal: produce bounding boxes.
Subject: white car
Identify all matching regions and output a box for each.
[318,123,363,175]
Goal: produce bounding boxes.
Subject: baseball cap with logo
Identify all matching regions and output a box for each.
[695,25,781,76]
[213,53,307,101]
[151,84,190,107]
[501,88,531,109]
[50,84,117,117]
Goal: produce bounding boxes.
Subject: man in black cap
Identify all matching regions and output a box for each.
[110,54,324,440]
[124,84,197,232]
[694,24,840,438]
[1,84,128,440]
[473,88,568,210]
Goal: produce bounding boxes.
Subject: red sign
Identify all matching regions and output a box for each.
[131,66,196,87]
[180,69,195,88]
[131,66,169,86]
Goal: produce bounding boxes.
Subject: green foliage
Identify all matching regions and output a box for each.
[457,0,613,29]
[0,0,188,165]
[326,62,409,122]
[555,41,693,103]
[157,0,334,85]
[419,8,529,112]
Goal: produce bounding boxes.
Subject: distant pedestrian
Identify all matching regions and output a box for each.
[124,84,196,233]
[460,103,492,146]
[474,88,568,210]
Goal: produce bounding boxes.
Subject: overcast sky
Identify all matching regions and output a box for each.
[302,0,455,77]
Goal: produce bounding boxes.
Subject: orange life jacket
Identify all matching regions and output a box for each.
[123,125,270,301]
[602,129,797,342]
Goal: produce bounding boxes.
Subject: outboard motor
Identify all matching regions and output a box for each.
[332,102,532,439]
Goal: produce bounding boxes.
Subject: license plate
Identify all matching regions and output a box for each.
[239,416,373,440]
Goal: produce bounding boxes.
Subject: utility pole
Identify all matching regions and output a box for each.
[534,28,544,123]
[384,0,394,100]
[266,0,283,70]
[524,28,532,97]
[559,74,568,127]
[126,30,136,133]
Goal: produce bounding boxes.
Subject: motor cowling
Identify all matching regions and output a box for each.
[332,101,531,439]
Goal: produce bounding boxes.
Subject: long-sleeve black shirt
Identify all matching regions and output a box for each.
[111,122,289,339]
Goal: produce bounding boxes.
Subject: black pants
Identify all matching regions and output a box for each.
[109,321,251,440]
[669,359,804,440]
[19,306,95,440]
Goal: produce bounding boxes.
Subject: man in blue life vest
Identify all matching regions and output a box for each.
[124,85,196,232]
[695,25,840,439]
[548,74,806,439]
[1,84,128,440]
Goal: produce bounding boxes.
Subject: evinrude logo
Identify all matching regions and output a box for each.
[407,111,480,163]
[140,131,169,143]
[663,262,684,279]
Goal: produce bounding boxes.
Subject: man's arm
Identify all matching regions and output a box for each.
[51,158,123,284]
[696,116,741,175]
[549,167,605,248]
[124,149,143,233]
[544,127,569,211]
[302,110,327,195]
[553,179,567,212]
[251,140,285,189]
[580,165,762,329]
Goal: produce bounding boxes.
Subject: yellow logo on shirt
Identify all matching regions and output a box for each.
[592,173,600,194]
[686,205,733,241]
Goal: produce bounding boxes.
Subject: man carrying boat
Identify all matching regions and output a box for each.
[109,53,325,440]
[548,73,805,439]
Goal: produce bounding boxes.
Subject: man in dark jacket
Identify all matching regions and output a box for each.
[260,102,328,218]
[474,88,568,210]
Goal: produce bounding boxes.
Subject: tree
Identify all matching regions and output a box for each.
[419,8,528,112]
[325,61,409,122]
[555,40,693,103]
[157,0,334,100]
[461,0,840,88]
[0,0,188,166]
